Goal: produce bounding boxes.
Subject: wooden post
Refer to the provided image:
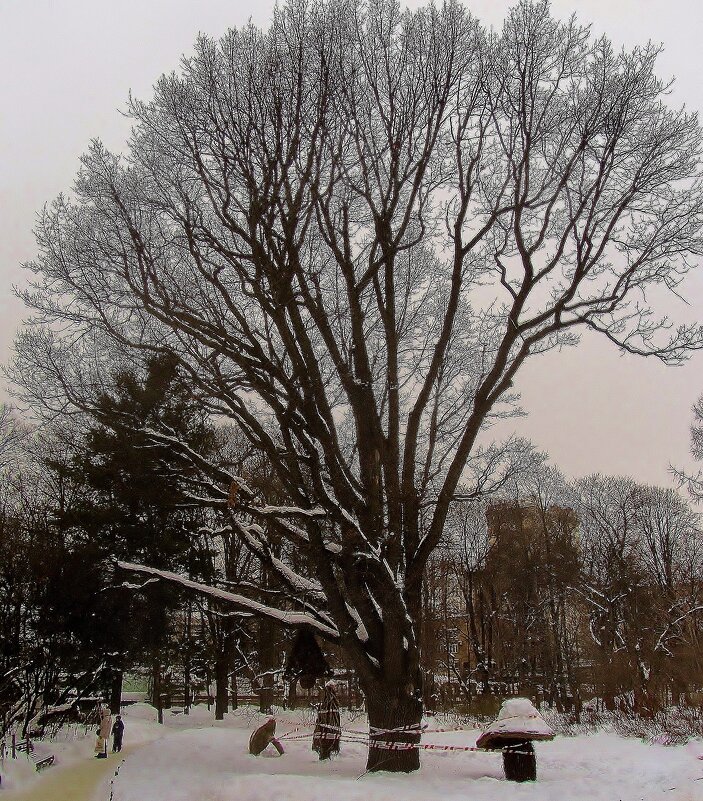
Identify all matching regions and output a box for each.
[11,733,16,759]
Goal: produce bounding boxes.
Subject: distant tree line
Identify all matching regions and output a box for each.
[422,472,703,718]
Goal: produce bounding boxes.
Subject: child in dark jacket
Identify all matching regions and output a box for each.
[112,715,125,752]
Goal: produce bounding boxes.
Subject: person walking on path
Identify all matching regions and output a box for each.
[111,715,125,752]
[312,681,341,760]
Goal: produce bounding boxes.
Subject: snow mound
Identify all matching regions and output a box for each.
[476,697,555,749]
[0,752,36,792]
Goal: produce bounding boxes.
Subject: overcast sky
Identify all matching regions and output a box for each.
[1,0,702,488]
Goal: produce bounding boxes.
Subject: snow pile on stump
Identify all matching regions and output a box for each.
[476,697,554,749]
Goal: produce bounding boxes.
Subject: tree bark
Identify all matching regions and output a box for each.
[183,660,191,715]
[257,616,276,714]
[184,599,192,715]
[109,670,123,715]
[152,663,163,725]
[260,672,274,715]
[364,689,422,772]
[214,650,230,720]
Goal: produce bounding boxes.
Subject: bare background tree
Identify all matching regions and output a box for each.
[675,395,703,502]
[574,475,703,715]
[11,0,703,770]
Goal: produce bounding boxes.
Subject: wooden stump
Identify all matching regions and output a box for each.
[502,739,536,782]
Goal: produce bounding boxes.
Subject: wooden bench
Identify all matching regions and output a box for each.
[15,738,55,771]
[32,753,56,770]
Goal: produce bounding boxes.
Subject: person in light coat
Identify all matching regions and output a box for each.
[99,705,112,742]
[94,729,107,758]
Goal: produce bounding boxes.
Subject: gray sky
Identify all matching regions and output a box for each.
[1,0,702,488]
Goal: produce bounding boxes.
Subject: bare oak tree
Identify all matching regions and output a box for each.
[14,0,703,770]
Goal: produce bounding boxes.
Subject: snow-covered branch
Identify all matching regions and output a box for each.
[116,560,340,640]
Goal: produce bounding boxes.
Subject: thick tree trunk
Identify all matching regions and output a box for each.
[184,600,192,715]
[258,616,276,714]
[260,672,274,715]
[211,613,235,720]
[152,663,163,725]
[204,669,212,710]
[183,660,191,715]
[214,651,229,720]
[365,689,422,772]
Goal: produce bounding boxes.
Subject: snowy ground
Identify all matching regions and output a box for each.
[2,704,703,801]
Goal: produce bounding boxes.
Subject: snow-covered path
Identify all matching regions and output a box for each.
[0,704,177,800]
[2,746,137,801]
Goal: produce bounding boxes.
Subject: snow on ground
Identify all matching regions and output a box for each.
[0,752,37,793]
[1,744,139,801]
[0,724,98,793]
[3,704,703,801]
[0,702,182,795]
[110,705,703,801]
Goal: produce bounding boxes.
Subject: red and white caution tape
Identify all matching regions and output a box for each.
[369,723,424,735]
[282,722,452,740]
[281,723,367,739]
[280,732,316,741]
[367,740,482,752]
[281,731,486,753]
[279,723,510,755]
[369,741,537,756]
[369,723,471,735]
[422,723,482,734]
[278,724,311,739]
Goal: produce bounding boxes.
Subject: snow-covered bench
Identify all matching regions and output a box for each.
[15,738,55,771]
[32,752,56,771]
